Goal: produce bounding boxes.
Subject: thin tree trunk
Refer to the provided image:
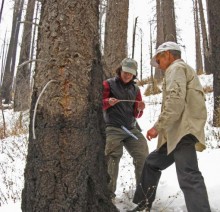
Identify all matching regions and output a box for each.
[99,0,108,53]
[29,1,41,73]
[11,0,25,85]
[22,0,118,211]
[1,0,24,104]
[154,0,165,81]
[150,20,154,91]
[132,17,138,59]
[193,0,203,74]
[0,31,8,86]
[140,30,143,81]
[198,0,213,74]
[14,0,36,111]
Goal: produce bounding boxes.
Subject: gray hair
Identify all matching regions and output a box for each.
[169,50,181,59]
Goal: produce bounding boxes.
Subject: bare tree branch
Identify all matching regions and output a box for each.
[17,59,48,69]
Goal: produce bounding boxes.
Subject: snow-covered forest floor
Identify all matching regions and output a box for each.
[0,74,220,212]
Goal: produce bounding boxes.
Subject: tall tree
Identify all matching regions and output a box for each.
[22,0,118,211]
[0,31,8,85]
[140,29,143,81]
[154,0,177,81]
[206,0,220,126]
[103,0,129,78]
[1,0,24,104]
[198,0,212,74]
[14,0,36,111]
[131,17,138,59]
[193,0,203,74]
[154,0,165,81]
[156,0,164,46]
[162,0,177,42]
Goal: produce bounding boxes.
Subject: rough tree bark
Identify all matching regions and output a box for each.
[14,0,36,111]
[103,0,129,78]
[22,0,118,211]
[206,0,220,126]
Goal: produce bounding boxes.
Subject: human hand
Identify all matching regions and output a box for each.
[146,127,158,141]
[137,101,145,111]
[108,98,119,106]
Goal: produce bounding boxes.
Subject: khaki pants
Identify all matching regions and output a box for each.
[105,126,149,195]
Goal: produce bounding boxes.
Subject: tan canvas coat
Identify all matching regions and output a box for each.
[154,59,207,154]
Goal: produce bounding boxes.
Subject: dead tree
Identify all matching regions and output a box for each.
[103,0,129,78]
[14,0,36,111]
[193,0,203,74]
[1,0,24,104]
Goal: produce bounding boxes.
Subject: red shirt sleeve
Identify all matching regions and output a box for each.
[134,90,143,118]
[102,80,111,110]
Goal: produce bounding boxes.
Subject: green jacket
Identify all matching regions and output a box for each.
[154,59,207,154]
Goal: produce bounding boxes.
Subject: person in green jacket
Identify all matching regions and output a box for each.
[127,42,211,212]
[103,58,149,200]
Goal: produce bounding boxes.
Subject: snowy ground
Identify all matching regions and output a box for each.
[0,74,220,212]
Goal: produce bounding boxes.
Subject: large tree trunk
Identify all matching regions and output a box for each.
[206,0,220,126]
[198,0,213,74]
[103,0,129,78]
[14,0,36,111]
[22,0,118,211]
[193,0,203,74]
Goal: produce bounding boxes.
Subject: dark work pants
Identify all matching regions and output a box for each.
[133,134,211,212]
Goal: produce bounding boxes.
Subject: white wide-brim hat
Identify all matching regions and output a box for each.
[150,41,181,68]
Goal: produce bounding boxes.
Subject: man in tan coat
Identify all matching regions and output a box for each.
[128,41,211,212]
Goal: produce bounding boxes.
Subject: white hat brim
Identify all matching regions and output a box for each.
[150,55,159,68]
